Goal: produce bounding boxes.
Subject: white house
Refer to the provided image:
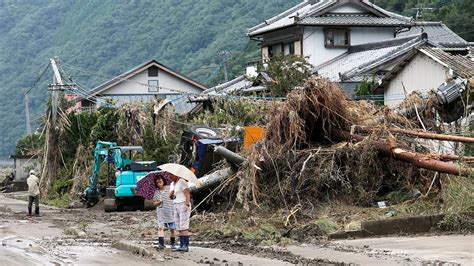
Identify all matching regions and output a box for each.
[248,0,413,67]
[314,34,427,95]
[78,60,207,113]
[377,45,474,107]
[246,0,470,103]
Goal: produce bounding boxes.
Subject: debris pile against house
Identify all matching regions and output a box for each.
[226,78,473,210]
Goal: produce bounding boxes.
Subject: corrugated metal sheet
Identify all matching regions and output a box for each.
[203,76,253,95]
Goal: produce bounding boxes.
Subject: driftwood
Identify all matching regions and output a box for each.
[355,126,474,144]
[334,130,473,177]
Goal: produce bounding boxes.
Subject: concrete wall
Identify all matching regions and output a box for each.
[102,68,203,96]
[384,53,448,107]
[303,26,395,66]
[13,158,38,182]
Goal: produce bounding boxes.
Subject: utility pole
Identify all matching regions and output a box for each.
[24,94,32,135]
[49,58,63,127]
[43,57,71,196]
[412,3,436,20]
[217,50,232,82]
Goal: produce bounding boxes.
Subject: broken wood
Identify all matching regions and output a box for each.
[355,126,474,144]
[333,130,473,177]
[436,154,474,162]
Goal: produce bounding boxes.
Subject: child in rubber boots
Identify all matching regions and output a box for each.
[153,175,176,249]
[169,174,191,252]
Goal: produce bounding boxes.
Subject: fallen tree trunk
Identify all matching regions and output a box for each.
[355,126,474,144]
[333,130,473,177]
[436,154,474,162]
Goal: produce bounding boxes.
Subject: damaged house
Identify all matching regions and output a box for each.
[226,0,470,105]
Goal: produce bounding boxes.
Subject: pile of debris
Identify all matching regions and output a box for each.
[231,78,473,210]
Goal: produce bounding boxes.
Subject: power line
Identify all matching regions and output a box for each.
[25,63,51,95]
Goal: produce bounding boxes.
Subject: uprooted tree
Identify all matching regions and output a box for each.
[229,78,473,210]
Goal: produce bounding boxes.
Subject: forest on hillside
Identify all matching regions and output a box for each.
[0,0,472,158]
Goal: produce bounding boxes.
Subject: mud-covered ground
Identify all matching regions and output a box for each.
[1,192,472,265]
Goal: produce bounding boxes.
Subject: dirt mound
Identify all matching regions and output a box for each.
[284,223,325,244]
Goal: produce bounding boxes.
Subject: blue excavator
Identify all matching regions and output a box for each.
[83,141,157,212]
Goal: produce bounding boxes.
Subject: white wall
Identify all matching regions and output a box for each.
[331,4,366,13]
[14,158,38,182]
[303,26,395,66]
[102,67,203,96]
[384,53,449,107]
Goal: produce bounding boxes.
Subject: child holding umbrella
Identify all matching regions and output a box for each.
[153,173,176,249]
[159,163,200,253]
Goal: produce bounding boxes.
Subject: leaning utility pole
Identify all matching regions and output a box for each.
[49,58,63,126]
[42,58,67,196]
[217,50,232,82]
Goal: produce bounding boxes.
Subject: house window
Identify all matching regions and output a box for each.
[284,42,295,55]
[324,29,350,47]
[148,66,159,77]
[268,44,283,58]
[148,80,159,92]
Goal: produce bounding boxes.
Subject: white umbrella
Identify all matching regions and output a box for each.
[158,163,202,187]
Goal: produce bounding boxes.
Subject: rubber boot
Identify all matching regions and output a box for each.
[178,236,189,252]
[170,237,176,249]
[173,236,183,252]
[157,237,165,249]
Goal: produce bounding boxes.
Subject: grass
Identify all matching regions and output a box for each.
[79,221,89,231]
[314,216,338,234]
[437,176,474,232]
[44,194,71,208]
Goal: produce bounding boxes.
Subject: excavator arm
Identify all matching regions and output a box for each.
[84,141,118,205]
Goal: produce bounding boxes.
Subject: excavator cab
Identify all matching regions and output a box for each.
[84,141,157,212]
[104,146,156,212]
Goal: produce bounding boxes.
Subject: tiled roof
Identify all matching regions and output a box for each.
[419,46,474,78]
[397,22,467,48]
[86,60,206,98]
[248,0,412,37]
[299,14,411,26]
[314,36,425,82]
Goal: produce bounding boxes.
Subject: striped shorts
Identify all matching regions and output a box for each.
[174,202,191,231]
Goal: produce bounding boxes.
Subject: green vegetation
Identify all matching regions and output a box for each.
[313,217,339,234]
[374,0,474,41]
[354,79,377,97]
[258,54,312,97]
[43,194,71,208]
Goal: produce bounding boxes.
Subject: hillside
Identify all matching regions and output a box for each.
[0,0,472,158]
[0,0,300,157]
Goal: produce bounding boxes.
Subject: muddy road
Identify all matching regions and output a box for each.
[1,192,472,265]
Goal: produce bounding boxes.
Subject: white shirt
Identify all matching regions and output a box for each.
[172,178,189,204]
[27,174,40,196]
